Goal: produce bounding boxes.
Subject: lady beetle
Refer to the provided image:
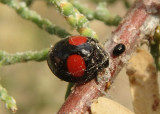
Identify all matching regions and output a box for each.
[47,36,109,83]
[113,43,125,57]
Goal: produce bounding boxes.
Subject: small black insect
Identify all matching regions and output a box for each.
[113,43,125,56]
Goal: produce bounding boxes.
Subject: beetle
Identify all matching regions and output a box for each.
[113,43,125,57]
[47,36,109,83]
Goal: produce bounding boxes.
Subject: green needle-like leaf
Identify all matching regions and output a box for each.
[0,48,49,66]
[0,0,70,38]
[0,84,17,113]
[49,0,98,40]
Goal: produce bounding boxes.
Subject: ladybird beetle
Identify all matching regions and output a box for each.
[113,43,125,56]
[47,36,109,83]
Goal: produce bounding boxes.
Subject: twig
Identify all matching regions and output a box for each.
[122,0,131,8]
[0,0,70,38]
[0,84,17,113]
[0,48,49,66]
[90,0,131,8]
[150,26,160,70]
[127,49,160,114]
[49,0,98,39]
[70,1,122,26]
[58,0,160,113]
[65,83,74,100]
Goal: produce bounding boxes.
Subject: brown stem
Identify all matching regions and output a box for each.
[58,0,160,113]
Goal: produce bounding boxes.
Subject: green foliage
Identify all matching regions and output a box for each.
[0,85,17,113]
[22,0,33,6]
[94,3,121,26]
[49,0,98,39]
[65,83,74,99]
[91,0,131,8]
[0,49,49,66]
[0,0,70,38]
[151,26,160,70]
[71,1,121,26]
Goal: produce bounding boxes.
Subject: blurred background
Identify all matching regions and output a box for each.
[0,0,145,113]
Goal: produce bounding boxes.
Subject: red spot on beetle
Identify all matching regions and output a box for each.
[69,36,87,46]
[67,54,86,77]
